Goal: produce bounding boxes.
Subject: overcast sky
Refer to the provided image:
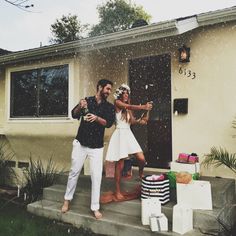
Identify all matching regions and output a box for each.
[1,0,236,52]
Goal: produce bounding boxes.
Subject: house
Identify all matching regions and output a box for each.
[0,48,11,56]
[0,6,236,182]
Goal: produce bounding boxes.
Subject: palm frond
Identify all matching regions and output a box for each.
[202,147,236,175]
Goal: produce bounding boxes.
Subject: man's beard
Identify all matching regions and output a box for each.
[100,91,109,100]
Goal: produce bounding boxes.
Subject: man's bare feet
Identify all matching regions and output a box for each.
[93,210,102,219]
[61,200,70,213]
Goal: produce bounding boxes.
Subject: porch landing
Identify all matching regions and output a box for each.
[27,170,236,236]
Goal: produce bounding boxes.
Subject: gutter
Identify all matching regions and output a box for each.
[197,6,236,26]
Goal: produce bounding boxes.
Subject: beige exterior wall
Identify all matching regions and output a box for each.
[172,22,236,178]
[0,21,236,179]
[3,59,77,174]
[0,69,5,134]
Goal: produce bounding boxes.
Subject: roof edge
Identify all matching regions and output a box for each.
[0,6,236,66]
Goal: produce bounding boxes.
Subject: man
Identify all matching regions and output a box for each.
[61,79,115,219]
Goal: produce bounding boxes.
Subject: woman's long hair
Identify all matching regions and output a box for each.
[116,89,131,123]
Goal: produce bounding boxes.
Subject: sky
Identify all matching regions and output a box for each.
[0,0,236,52]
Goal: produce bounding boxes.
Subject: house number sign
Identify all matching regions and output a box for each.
[178,67,196,79]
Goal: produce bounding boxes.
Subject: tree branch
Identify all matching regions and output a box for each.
[4,0,34,12]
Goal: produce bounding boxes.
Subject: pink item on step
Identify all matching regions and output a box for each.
[177,153,199,164]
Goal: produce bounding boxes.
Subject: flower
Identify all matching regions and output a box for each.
[113,83,131,99]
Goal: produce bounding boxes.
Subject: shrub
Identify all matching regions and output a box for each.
[202,118,236,175]
[23,155,63,202]
[202,147,236,175]
[0,137,17,186]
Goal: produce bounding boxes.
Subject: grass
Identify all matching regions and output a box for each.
[0,198,104,236]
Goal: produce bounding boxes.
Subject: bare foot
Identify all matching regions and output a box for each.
[61,200,70,213]
[93,210,102,219]
[114,192,125,201]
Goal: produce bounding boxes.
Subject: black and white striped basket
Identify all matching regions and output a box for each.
[141,175,170,205]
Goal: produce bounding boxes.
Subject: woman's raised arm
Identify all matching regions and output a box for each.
[115,100,152,111]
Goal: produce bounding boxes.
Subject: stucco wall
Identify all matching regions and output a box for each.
[0,69,5,133]
[172,22,236,178]
[1,21,236,179]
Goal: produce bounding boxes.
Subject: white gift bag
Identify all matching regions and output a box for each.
[149,213,168,232]
[173,204,193,235]
[177,180,212,210]
[141,197,161,225]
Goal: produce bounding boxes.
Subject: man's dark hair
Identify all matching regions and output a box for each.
[97,79,113,91]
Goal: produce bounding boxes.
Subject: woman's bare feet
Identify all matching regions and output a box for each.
[61,200,70,213]
[114,192,125,201]
[93,210,102,219]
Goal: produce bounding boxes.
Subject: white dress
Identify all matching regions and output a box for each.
[105,111,142,161]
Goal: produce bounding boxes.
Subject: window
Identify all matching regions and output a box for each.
[10,64,68,118]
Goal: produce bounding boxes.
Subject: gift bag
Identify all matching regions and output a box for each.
[166,171,177,188]
[141,174,170,205]
[177,180,212,210]
[173,204,193,235]
[141,197,161,225]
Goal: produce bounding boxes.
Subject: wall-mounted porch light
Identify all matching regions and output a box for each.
[178,45,190,63]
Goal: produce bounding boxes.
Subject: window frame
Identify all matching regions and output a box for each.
[7,61,74,122]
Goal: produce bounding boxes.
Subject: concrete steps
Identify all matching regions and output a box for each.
[27,171,236,236]
[28,199,205,236]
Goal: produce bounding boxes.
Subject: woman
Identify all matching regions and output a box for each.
[105,84,153,200]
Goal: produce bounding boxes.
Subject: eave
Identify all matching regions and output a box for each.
[0,6,235,67]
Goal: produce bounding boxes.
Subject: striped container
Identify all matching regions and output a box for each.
[141,175,170,205]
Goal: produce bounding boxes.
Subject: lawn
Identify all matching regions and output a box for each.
[0,198,103,236]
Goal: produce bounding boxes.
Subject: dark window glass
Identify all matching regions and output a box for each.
[11,70,38,117]
[10,64,68,118]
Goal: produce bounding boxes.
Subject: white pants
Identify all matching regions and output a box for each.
[64,139,103,211]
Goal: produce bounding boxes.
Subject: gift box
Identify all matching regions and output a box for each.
[170,161,200,174]
[141,175,170,205]
[178,153,199,164]
[177,180,212,210]
[173,204,193,235]
[141,197,162,225]
[149,213,168,232]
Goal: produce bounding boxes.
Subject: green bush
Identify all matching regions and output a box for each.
[23,155,63,202]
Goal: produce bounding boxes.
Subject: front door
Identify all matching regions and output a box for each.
[129,54,172,168]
